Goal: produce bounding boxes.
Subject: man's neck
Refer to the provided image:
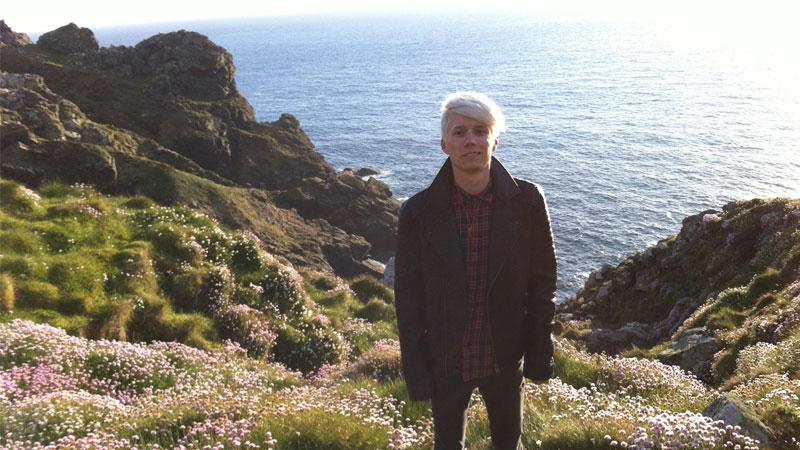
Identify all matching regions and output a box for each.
[452,166,491,196]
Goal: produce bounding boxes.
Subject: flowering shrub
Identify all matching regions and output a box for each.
[519,379,759,450]
[178,417,267,449]
[620,413,760,449]
[229,231,264,274]
[555,338,709,409]
[273,322,349,374]
[3,391,126,444]
[0,320,433,449]
[736,337,800,380]
[218,304,277,359]
[255,265,307,318]
[348,339,402,381]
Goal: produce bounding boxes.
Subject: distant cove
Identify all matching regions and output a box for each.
[86,14,800,299]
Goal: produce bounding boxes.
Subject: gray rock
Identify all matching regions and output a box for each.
[702,213,722,229]
[652,297,699,340]
[678,209,720,243]
[587,322,651,354]
[657,331,721,381]
[703,396,775,446]
[355,167,380,177]
[131,30,235,100]
[362,258,386,279]
[0,20,33,47]
[37,23,99,55]
[596,281,613,300]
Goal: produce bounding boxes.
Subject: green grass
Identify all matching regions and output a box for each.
[0,180,357,371]
[349,274,394,304]
[553,347,608,389]
[256,409,390,450]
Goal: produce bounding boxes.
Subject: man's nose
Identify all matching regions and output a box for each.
[465,131,478,144]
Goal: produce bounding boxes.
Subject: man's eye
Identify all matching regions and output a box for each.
[453,130,465,136]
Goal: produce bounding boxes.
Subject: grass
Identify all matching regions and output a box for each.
[258,409,390,450]
[0,179,380,373]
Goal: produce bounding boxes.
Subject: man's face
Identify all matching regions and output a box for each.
[441,113,498,175]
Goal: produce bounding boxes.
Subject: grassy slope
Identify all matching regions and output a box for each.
[1,181,798,448]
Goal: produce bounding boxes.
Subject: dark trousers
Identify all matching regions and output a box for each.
[432,362,524,450]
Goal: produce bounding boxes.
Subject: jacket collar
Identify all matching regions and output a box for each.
[425,156,520,212]
[420,156,523,293]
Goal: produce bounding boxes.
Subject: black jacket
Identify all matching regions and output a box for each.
[394,157,557,401]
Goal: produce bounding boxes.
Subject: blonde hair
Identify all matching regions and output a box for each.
[440,91,507,137]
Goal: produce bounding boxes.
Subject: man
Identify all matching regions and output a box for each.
[394,92,557,450]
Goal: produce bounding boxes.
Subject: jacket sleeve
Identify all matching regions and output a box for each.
[522,184,557,381]
[394,201,434,401]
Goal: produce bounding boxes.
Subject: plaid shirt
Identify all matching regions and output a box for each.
[452,181,496,381]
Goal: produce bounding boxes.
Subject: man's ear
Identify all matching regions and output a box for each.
[491,136,499,152]
[440,138,447,154]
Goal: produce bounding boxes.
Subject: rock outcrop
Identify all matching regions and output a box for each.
[131,30,236,100]
[656,328,721,382]
[0,22,399,276]
[37,23,99,55]
[0,20,32,47]
[557,198,800,382]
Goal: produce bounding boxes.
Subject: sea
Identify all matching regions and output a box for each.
[34,14,800,300]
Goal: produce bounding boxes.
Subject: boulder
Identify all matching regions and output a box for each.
[586,322,651,354]
[355,167,380,177]
[131,30,236,100]
[657,329,721,381]
[0,20,33,47]
[0,74,64,140]
[703,396,775,446]
[652,297,700,340]
[37,23,99,55]
[677,209,720,244]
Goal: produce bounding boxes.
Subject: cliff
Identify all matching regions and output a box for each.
[0,22,399,277]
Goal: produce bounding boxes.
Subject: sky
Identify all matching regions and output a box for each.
[3,0,799,34]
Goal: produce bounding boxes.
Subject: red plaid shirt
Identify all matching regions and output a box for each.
[452,181,496,381]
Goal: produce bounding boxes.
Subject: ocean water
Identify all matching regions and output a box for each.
[79,15,799,299]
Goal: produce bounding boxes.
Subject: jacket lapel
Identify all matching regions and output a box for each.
[487,157,522,286]
[488,196,521,285]
[419,156,521,292]
[419,159,466,289]
[424,209,467,289]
